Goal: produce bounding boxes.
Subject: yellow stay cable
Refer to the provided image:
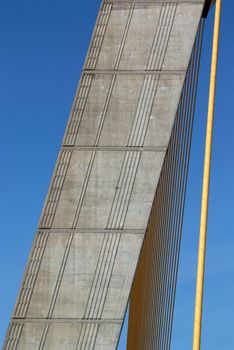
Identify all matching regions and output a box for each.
[193,1,222,349]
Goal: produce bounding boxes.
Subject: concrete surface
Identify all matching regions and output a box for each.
[3,0,205,349]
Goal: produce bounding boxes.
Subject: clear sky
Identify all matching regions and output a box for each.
[0,1,233,349]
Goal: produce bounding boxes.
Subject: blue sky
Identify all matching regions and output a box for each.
[0,1,233,349]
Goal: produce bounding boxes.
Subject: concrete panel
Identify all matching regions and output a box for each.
[163,3,203,70]
[53,233,104,318]
[94,324,121,350]
[43,323,81,349]
[96,4,130,70]
[144,74,185,147]
[99,75,143,146]
[102,234,144,319]
[52,151,92,229]
[17,323,45,350]
[77,151,124,229]
[119,5,161,70]
[26,234,69,317]
[75,75,112,146]
[124,151,165,229]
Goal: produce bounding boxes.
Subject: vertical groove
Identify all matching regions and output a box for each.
[38,324,50,350]
[14,232,49,317]
[47,233,74,318]
[85,3,112,70]
[4,323,23,350]
[107,151,141,229]
[72,151,96,228]
[39,150,72,228]
[76,324,99,350]
[63,75,93,146]
[115,4,135,70]
[84,233,121,319]
[146,3,177,71]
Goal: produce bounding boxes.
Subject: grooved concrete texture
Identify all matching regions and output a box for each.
[3,1,206,349]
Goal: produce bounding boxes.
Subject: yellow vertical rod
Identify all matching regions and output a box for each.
[192,1,221,349]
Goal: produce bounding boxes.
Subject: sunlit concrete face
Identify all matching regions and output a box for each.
[3,1,205,349]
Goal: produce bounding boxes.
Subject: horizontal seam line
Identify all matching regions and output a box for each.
[102,0,204,4]
[83,69,186,75]
[61,146,167,152]
[37,228,146,234]
[11,318,123,324]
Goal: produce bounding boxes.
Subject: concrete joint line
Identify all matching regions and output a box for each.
[61,146,167,152]
[11,318,122,325]
[83,69,186,76]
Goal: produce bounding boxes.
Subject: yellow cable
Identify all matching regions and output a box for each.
[192,1,222,349]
